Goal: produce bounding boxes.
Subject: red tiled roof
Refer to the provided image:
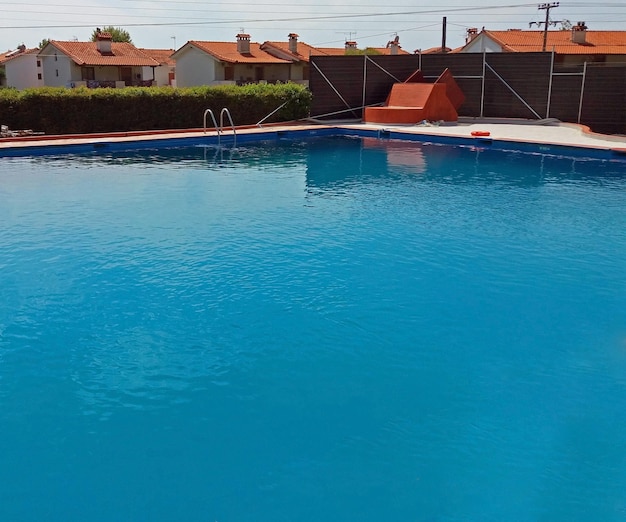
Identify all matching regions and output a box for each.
[368,47,411,55]
[482,30,626,54]
[260,41,341,62]
[0,48,39,64]
[139,48,175,66]
[185,41,290,64]
[310,47,348,56]
[47,41,160,66]
[420,46,463,54]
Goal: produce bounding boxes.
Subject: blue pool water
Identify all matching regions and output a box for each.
[1,136,626,521]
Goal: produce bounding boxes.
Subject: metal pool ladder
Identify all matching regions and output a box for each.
[203,108,236,146]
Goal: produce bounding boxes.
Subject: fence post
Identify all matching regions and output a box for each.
[480,50,486,118]
[362,54,367,115]
[546,48,555,118]
[578,61,587,124]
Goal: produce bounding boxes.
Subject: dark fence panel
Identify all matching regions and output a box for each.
[309,53,626,134]
[547,66,585,125]
[482,53,552,119]
[579,66,626,134]
[310,56,420,119]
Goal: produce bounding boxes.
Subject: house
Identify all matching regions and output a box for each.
[0,45,44,89]
[0,50,12,86]
[172,34,294,88]
[459,23,626,65]
[172,33,411,87]
[139,48,176,86]
[39,31,161,88]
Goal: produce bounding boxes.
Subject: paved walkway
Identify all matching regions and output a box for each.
[339,118,626,151]
[1,119,625,153]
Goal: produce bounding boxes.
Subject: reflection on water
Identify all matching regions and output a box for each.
[303,136,626,192]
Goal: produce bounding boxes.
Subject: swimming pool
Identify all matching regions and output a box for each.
[1,135,626,521]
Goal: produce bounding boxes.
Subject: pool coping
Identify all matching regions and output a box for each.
[1,118,626,160]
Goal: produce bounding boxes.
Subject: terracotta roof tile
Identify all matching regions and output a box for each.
[187,41,290,64]
[47,41,160,66]
[310,47,348,56]
[0,47,39,64]
[368,47,411,55]
[484,30,626,54]
[260,41,349,61]
[139,48,175,66]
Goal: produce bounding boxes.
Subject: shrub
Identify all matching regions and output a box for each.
[0,83,312,134]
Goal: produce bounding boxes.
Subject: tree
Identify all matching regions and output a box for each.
[345,47,382,56]
[38,38,50,49]
[90,26,132,43]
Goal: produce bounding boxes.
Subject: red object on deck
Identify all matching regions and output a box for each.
[471,131,491,137]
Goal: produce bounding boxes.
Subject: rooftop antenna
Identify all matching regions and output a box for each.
[337,31,357,42]
[171,36,176,49]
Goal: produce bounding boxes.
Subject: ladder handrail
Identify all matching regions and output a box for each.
[203,109,220,136]
[203,108,236,147]
[220,108,236,145]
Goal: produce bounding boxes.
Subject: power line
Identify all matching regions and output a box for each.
[0,4,543,30]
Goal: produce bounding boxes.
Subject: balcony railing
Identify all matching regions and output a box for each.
[83,80,153,88]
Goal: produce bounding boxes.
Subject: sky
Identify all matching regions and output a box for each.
[1,1,626,53]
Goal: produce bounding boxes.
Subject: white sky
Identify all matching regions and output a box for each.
[1,1,625,53]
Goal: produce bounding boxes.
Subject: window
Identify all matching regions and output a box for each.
[81,67,95,81]
[37,73,42,80]
[36,60,41,67]
[55,69,59,77]
[54,53,57,62]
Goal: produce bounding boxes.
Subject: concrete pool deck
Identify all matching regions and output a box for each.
[1,118,626,154]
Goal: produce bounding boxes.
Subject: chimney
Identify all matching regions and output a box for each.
[288,33,299,54]
[237,33,251,54]
[387,35,400,55]
[466,28,478,43]
[95,30,112,55]
[345,40,358,51]
[572,21,588,44]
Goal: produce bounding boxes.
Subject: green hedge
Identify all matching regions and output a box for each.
[0,83,312,135]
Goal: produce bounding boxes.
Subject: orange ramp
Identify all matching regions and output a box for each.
[363,82,458,124]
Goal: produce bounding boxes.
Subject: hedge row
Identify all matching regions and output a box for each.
[0,83,312,135]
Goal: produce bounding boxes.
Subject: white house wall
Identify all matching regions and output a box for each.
[142,65,171,86]
[5,55,44,89]
[40,49,73,86]
[460,35,503,53]
[175,47,216,87]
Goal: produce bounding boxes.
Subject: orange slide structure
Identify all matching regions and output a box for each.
[363,68,465,125]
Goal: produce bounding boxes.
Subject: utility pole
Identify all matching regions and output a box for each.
[442,16,447,53]
[538,2,559,52]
